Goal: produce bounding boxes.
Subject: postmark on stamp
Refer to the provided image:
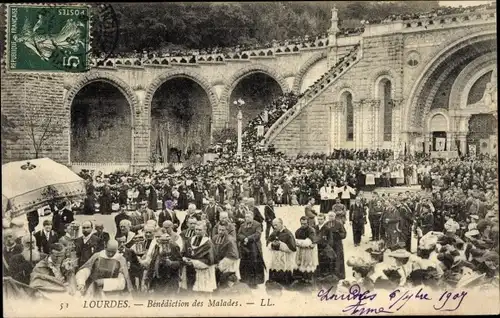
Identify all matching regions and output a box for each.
[6,4,91,73]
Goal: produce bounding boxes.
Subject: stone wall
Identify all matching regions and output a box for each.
[271,33,404,154]
[1,71,68,164]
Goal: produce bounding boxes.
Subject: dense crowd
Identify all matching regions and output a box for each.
[365,2,496,24]
[92,33,330,61]
[2,148,498,299]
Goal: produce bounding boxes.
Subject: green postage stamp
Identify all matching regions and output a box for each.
[6,4,91,72]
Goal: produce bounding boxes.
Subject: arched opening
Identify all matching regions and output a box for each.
[341,91,354,141]
[151,78,211,163]
[70,81,132,163]
[408,34,496,131]
[467,70,493,105]
[378,79,393,142]
[467,114,497,155]
[429,114,448,151]
[229,73,283,129]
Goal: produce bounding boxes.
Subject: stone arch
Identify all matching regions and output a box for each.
[292,52,328,93]
[426,109,450,132]
[459,64,496,110]
[65,71,137,164]
[65,71,138,117]
[337,87,355,103]
[219,64,289,123]
[372,69,398,100]
[421,52,478,116]
[448,52,496,111]
[146,70,218,162]
[405,31,496,131]
[144,69,219,113]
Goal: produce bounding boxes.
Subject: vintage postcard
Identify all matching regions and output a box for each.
[1,1,498,317]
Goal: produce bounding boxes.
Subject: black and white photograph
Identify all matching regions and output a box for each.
[1,1,498,316]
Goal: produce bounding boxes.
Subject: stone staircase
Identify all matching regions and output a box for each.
[263,43,363,146]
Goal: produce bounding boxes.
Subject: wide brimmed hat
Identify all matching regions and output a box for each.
[465,229,480,238]
[418,234,438,250]
[388,249,412,259]
[456,272,486,289]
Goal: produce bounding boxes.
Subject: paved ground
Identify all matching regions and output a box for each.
[29,185,419,296]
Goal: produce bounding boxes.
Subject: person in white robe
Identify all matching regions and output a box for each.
[75,240,132,298]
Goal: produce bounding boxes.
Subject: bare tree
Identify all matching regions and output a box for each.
[21,83,64,159]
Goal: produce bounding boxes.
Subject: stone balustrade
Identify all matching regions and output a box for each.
[402,9,496,29]
[91,37,336,69]
[263,44,363,145]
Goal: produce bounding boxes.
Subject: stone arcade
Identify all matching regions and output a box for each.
[1,7,496,171]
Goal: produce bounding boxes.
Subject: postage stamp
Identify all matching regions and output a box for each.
[6,4,91,72]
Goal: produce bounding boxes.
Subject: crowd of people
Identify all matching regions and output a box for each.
[92,33,331,62]
[364,2,496,24]
[2,147,498,299]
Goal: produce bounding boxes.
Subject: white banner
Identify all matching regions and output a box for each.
[469,144,477,157]
[480,138,490,154]
[256,125,264,137]
[435,137,446,151]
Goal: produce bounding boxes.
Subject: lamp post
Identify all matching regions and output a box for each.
[234,99,245,158]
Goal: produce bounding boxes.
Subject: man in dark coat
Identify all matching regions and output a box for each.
[193,181,205,210]
[264,199,276,240]
[233,200,249,233]
[83,193,96,215]
[52,202,74,238]
[94,222,110,252]
[181,205,203,231]
[158,200,180,230]
[237,211,265,288]
[267,218,297,287]
[74,221,101,267]
[396,197,414,252]
[217,181,226,205]
[148,184,159,212]
[368,194,384,241]
[99,185,113,215]
[247,198,264,225]
[313,214,336,278]
[204,197,224,229]
[350,197,367,247]
[2,229,23,277]
[327,212,346,280]
[114,205,131,239]
[117,235,142,291]
[304,197,318,227]
[180,217,198,248]
[34,219,59,255]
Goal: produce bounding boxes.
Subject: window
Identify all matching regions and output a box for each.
[378,79,392,142]
[343,92,354,141]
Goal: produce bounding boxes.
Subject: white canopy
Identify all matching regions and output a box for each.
[2,158,86,217]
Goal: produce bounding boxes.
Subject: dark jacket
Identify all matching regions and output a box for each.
[34,229,59,254]
[74,234,101,267]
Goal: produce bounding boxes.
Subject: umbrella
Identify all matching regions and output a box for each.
[2,158,86,218]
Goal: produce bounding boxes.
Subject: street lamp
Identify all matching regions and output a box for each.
[233,98,245,157]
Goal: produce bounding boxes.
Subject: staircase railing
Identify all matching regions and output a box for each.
[263,43,363,146]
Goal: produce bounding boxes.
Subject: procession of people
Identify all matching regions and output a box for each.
[2,141,498,299]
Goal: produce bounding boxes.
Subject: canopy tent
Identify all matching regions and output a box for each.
[2,158,86,218]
